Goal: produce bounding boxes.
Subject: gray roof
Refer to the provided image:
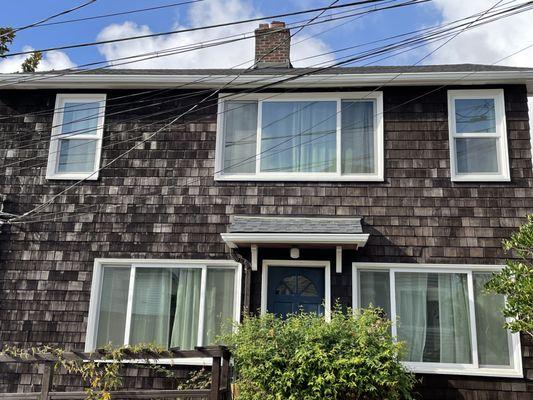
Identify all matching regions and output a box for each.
[27,63,533,76]
[228,215,363,234]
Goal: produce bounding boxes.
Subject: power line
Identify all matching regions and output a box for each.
[1,0,528,164]
[0,0,98,39]
[0,0,401,58]
[28,0,206,29]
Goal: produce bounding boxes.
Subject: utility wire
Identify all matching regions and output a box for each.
[0,0,403,58]
[0,0,98,39]
[30,0,206,29]
[0,0,524,161]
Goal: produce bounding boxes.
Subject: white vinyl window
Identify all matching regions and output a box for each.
[85,259,242,353]
[448,89,510,182]
[46,93,106,180]
[352,263,522,378]
[215,92,384,181]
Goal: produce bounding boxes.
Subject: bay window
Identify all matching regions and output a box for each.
[447,89,510,181]
[46,94,106,180]
[353,263,522,377]
[86,260,241,353]
[215,92,383,181]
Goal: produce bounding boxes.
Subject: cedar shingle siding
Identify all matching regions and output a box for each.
[0,84,532,398]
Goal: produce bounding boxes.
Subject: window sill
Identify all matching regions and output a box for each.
[90,357,213,366]
[404,362,523,378]
[451,174,510,182]
[214,173,384,182]
[46,172,99,181]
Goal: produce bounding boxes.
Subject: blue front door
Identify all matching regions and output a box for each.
[267,266,325,318]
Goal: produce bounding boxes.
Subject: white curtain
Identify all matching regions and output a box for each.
[203,269,236,345]
[96,267,130,347]
[129,268,171,347]
[261,101,336,172]
[170,268,202,350]
[438,274,472,363]
[223,101,258,174]
[473,273,511,366]
[341,100,375,174]
[61,101,100,135]
[396,273,428,362]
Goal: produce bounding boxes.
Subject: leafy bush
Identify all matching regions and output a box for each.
[221,308,416,400]
[486,214,533,337]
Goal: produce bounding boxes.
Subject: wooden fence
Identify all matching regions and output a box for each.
[0,346,231,400]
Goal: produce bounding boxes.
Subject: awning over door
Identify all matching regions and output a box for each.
[221,215,369,272]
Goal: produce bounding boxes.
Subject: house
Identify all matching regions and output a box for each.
[1,21,533,399]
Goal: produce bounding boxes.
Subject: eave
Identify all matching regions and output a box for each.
[1,71,533,93]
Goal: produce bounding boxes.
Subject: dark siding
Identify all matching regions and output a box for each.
[0,85,532,398]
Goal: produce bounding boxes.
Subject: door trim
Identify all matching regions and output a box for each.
[261,259,331,320]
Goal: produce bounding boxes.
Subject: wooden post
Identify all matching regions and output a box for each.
[209,356,221,400]
[40,362,54,400]
[221,351,231,393]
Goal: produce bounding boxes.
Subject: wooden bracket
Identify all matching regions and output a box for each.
[251,245,258,271]
[336,246,342,274]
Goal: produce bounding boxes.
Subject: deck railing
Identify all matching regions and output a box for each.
[0,345,231,400]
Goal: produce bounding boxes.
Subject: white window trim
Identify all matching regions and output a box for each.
[214,92,384,182]
[86,258,242,366]
[447,89,510,182]
[261,259,331,320]
[46,93,106,180]
[352,262,523,378]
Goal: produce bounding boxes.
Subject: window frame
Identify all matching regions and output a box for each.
[447,89,510,182]
[215,92,384,181]
[85,259,242,364]
[46,93,106,181]
[352,262,523,378]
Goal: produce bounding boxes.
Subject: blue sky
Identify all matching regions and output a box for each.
[0,1,532,72]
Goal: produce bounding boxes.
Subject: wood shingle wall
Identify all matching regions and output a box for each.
[0,85,532,398]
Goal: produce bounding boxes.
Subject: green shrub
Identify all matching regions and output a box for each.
[221,308,416,400]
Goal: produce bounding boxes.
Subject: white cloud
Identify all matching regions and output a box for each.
[0,46,75,73]
[427,0,533,157]
[96,0,334,69]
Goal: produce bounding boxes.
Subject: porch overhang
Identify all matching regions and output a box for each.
[221,216,369,273]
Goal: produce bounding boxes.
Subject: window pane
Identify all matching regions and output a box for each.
[474,273,511,366]
[169,268,202,350]
[130,268,172,347]
[203,269,236,345]
[96,267,130,348]
[57,139,97,173]
[395,272,472,364]
[342,101,375,174]
[455,98,496,133]
[61,101,101,136]
[456,138,499,174]
[358,270,390,316]
[260,101,337,172]
[223,101,258,174]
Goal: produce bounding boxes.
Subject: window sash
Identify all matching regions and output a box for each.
[352,263,522,378]
[215,92,384,181]
[91,263,239,351]
[46,94,106,180]
[447,89,509,181]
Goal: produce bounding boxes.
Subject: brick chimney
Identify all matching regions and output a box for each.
[254,21,292,68]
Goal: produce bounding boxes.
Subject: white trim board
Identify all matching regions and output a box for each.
[1,71,533,92]
[220,233,369,249]
[261,259,332,320]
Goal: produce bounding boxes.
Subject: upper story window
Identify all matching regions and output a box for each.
[353,263,523,378]
[447,89,510,182]
[215,92,384,181]
[85,259,241,353]
[46,93,106,180]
